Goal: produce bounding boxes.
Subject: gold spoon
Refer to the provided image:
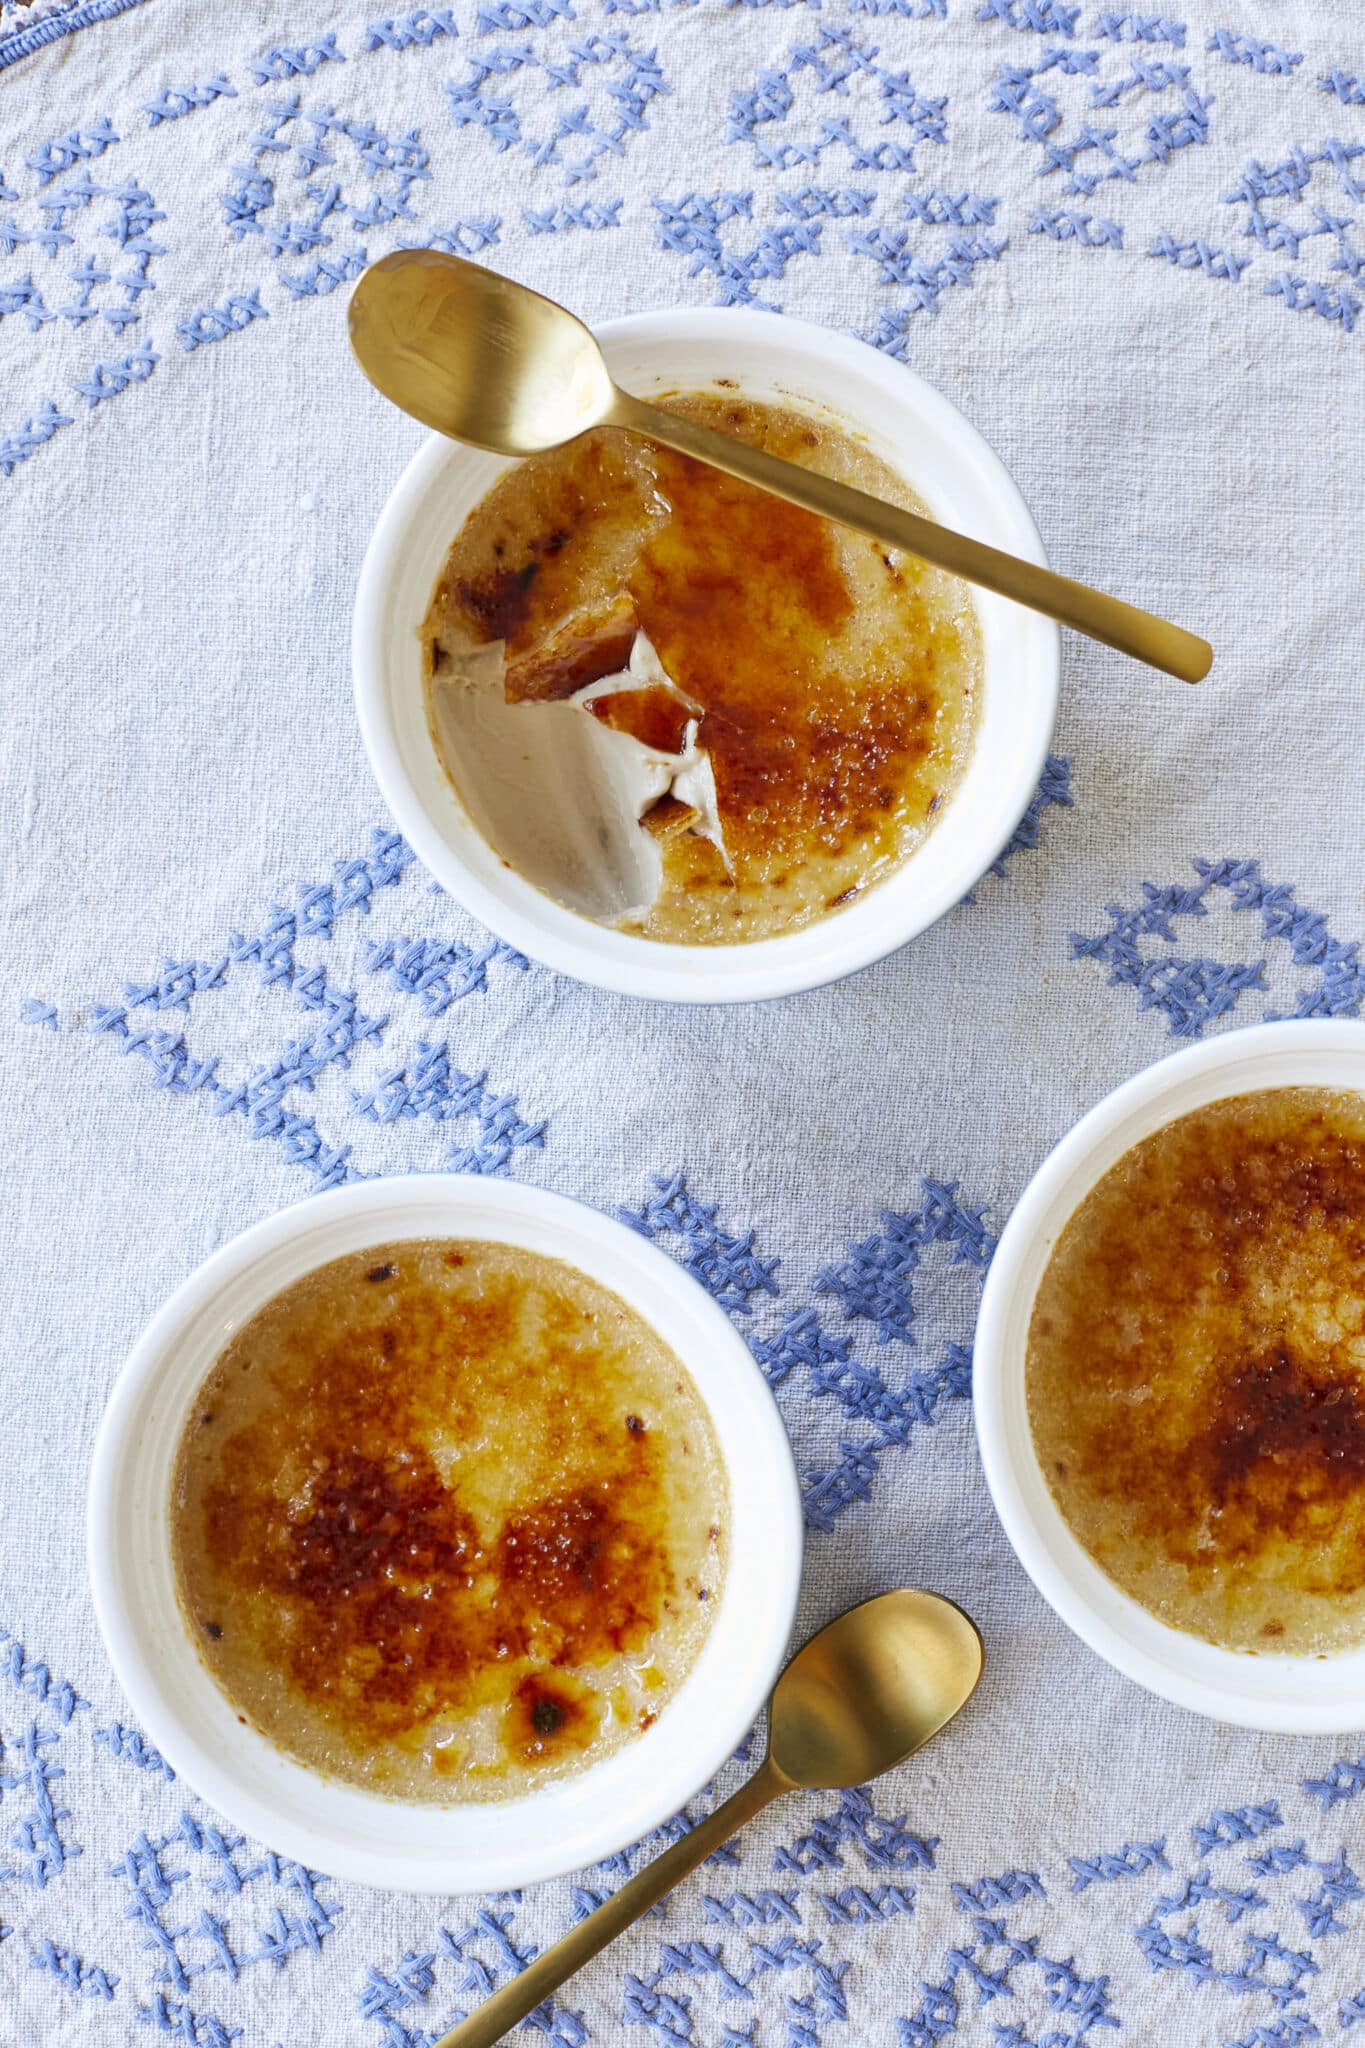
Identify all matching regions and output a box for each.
[348,248,1211,684]
[430,1588,984,2048]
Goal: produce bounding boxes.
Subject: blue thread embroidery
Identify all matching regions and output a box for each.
[971,753,1073,883]
[359,1917,585,2045]
[111,1815,340,2006]
[144,77,237,125]
[848,0,947,15]
[989,44,1212,196]
[177,291,268,350]
[525,198,619,231]
[364,8,459,50]
[1148,227,1249,278]
[901,1915,1119,2045]
[626,1166,989,1529]
[361,931,527,1014]
[478,0,577,27]
[815,1181,994,1343]
[0,1629,88,1724]
[1029,206,1122,244]
[727,27,948,174]
[850,216,1006,322]
[0,0,151,75]
[351,1039,544,1174]
[1295,1853,1364,1940]
[774,1788,938,1877]
[976,0,1081,34]
[705,1892,802,1927]
[1072,858,1365,1036]
[1206,29,1301,77]
[822,1884,918,1922]
[0,1723,81,1888]
[1263,272,1358,331]
[279,246,368,296]
[445,34,669,186]
[411,214,504,250]
[74,831,546,1195]
[138,1992,243,2044]
[0,172,163,338]
[1319,70,1365,108]
[26,116,120,187]
[94,1724,175,1782]
[1069,1841,1169,1891]
[31,1940,119,1999]
[654,190,822,307]
[1096,10,1185,43]
[21,997,58,1029]
[953,1871,1047,1911]
[1303,1760,1365,1811]
[1194,1807,1284,1855]
[1221,140,1365,331]
[619,1173,781,1312]
[71,337,158,404]
[247,37,346,85]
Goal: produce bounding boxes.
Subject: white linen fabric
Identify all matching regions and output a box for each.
[3,2,1365,2043]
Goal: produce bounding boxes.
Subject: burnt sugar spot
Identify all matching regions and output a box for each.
[1195,1346,1365,1575]
[507,1671,600,1762]
[456,558,541,643]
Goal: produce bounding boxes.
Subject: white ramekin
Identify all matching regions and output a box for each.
[353,306,1059,1003]
[88,1176,802,1891]
[975,1020,1365,1735]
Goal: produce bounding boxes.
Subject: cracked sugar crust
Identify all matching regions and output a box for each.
[423,391,980,944]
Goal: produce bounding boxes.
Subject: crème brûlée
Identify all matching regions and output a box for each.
[171,1240,728,1802]
[1028,1088,1365,1656]
[421,391,981,945]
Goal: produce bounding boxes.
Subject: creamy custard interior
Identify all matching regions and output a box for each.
[1027,1088,1365,1655]
[171,1240,728,1801]
[422,391,981,945]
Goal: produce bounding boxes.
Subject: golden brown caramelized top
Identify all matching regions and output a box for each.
[1028,1088,1365,1654]
[172,1240,727,1798]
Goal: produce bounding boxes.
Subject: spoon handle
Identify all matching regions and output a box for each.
[430,1759,789,2048]
[611,391,1211,685]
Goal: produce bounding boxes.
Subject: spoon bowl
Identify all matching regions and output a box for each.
[434,1589,983,2048]
[351,247,613,455]
[770,1588,984,1788]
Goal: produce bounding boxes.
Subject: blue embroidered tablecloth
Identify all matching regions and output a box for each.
[4,1,1365,2043]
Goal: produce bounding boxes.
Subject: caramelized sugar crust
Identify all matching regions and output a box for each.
[423,393,980,943]
[172,1241,727,1800]
[1028,1089,1365,1654]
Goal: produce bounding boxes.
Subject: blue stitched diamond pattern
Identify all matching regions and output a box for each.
[443,31,669,186]
[987,34,1214,198]
[727,27,949,176]
[83,830,544,1191]
[623,1172,991,1534]
[219,92,433,296]
[107,1816,341,2045]
[1221,137,1365,334]
[1070,858,1365,1038]
[0,154,164,343]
